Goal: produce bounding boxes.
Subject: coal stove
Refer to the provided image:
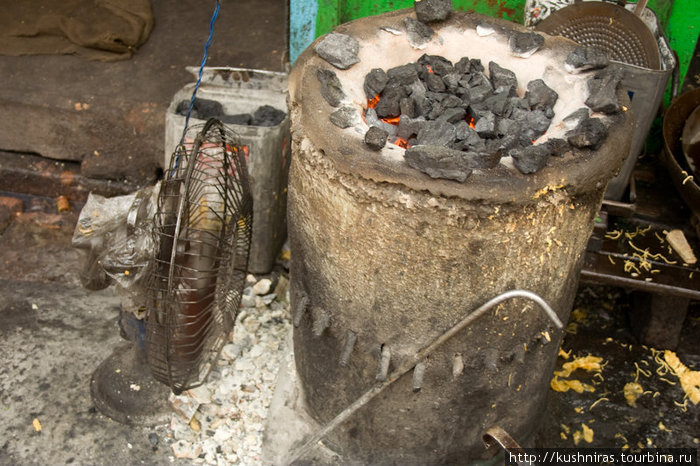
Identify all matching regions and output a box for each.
[264,5,634,464]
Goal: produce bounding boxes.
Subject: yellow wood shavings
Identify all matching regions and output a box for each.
[624,382,644,407]
[561,424,570,434]
[589,397,609,411]
[663,350,700,405]
[555,355,604,378]
[551,377,595,393]
[574,406,584,413]
[558,348,572,359]
[605,229,623,240]
[573,423,594,445]
[33,418,42,432]
[658,421,672,433]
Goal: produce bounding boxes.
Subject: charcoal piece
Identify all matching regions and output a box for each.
[375,85,407,118]
[474,112,496,138]
[176,98,224,119]
[455,57,471,75]
[546,138,570,157]
[413,95,432,118]
[365,126,389,151]
[314,33,360,70]
[545,107,555,119]
[441,95,463,109]
[317,69,345,107]
[365,108,397,137]
[509,32,544,58]
[519,128,539,147]
[487,134,519,153]
[405,79,427,98]
[488,62,518,93]
[220,113,252,125]
[585,68,623,114]
[397,115,425,139]
[400,97,418,118]
[467,151,502,169]
[469,58,485,73]
[565,46,609,73]
[404,17,434,48]
[563,107,590,129]
[496,118,521,137]
[330,106,358,129]
[426,72,447,92]
[424,91,446,103]
[567,117,608,149]
[453,120,474,140]
[251,105,286,126]
[484,91,509,116]
[414,0,453,23]
[417,54,454,76]
[437,107,467,123]
[510,144,552,174]
[404,145,473,182]
[416,120,457,146]
[364,68,389,99]
[387,64,420,86]
[442,73,461,92]
[526,79,558,111]
[469,82,493,103]
[512,108,551,134]
[504,97,528,118]
[467,103,489,121]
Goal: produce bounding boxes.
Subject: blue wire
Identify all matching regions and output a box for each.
[172,0,221,176]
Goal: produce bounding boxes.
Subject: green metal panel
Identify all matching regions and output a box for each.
[667,0,699,86]
[315,0,341,37]
[336,0,523,23]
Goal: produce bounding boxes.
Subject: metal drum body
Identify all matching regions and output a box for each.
[287,10,633,463]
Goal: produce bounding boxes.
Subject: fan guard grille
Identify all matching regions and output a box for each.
[147,119,253,394]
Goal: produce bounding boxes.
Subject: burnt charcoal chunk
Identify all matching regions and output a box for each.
[414,0,454,23]
[509,32,544,57]
[484,91,509,116]
[314,33,360,70]
[426,72,447,92]
[474,112,496,138]
[364,68,389,98]
[526,79,558,111]
[489,62,517,93]
[469,58,485,73]
[504,97,528,118]
[487,134,519,153]
[404,145,473,182]
[317,69,345,107]
[585,68,624,114]
[496,118,521,137]
[388,64,420,86]
[400,97,418,118]
[563,108,590,129]
[416,120,457,145]
[220,113,252,125]
[404,17,434,47]
[441,95,463,109]
[469,82,493,103]
[329,106,358,128]
[365,126,389,151]
[442,73,461,92]
[512,108,551,134]
[454,57,471,75]
[177,98,224,119]
[365,108,397,136]
[567,117,608,149]
[510,144,552,174]
[397,115,425,139]
[418,54,454,76]
[546,138,570,157]
[375,85,407,118]
[565,46,609,73]
[251,105,286,126]
[437,107,467,123]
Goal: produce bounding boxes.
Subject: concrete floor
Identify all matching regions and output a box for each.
[0,1,698,464]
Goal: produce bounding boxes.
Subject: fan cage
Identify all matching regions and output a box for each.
[147,119,253,394]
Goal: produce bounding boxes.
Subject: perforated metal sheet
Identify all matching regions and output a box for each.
[536,1,660,69]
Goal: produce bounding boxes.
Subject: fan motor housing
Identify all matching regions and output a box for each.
[286,9,633,463]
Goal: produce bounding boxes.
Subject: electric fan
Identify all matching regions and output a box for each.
[147,117,253,394]
[78,118,253,423]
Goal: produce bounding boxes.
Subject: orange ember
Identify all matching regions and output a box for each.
[426,65,434,74]
[394,138,410,149]
[368,94,381,108]
[467,116,476,129]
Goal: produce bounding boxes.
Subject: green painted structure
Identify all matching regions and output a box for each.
[289,0,698,85]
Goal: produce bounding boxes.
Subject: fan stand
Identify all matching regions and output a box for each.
[90,341,172,426]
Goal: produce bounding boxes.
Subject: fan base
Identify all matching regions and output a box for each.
[90,342,172,426]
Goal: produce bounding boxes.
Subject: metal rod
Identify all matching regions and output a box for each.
[285,290,562,464]
[339,330,357,367]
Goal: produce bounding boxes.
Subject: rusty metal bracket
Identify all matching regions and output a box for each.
[483,426,533,466]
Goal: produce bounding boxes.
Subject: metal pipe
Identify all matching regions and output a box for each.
[285,290,562,464]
